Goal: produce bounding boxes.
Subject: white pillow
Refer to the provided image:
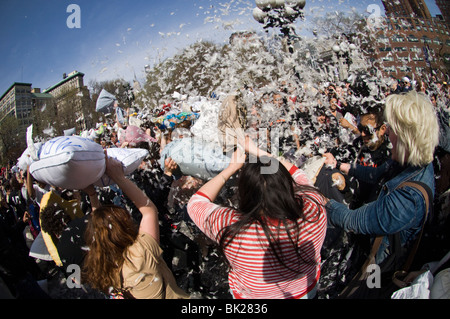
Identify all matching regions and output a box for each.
[17,142,43,172]
[94,147,149,187]
[160,137,231,180]
[430,268,450,299]
[96,89,116,114]
[64,127,76,136]
[29,136,106,190]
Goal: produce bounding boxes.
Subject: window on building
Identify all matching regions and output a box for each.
[434,38,443,45]
[421,36,432,44]
[393,35,405,42]
[408,34,419,42]
[378,35,390,44]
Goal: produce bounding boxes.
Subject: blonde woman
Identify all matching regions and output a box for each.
[325,90,439,267]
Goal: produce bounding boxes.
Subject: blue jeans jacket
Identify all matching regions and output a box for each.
[326,160,434,264]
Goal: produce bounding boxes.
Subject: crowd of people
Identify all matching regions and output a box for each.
[1,73,449,299]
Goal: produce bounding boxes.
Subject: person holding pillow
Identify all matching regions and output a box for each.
[82,155,189,299]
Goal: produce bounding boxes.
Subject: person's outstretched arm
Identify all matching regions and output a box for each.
[195,147,246,202]
[242,135,294,172]
[105,155,160,244]
[81,185,101,212]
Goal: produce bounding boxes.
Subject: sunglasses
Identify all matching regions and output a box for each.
[358,124,383,136]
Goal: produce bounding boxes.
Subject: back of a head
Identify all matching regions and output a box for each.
[384,90,439,166]
[40,204,70,238]
[83,205,138,293]
[86,205,138,249]
[238,156,302,221]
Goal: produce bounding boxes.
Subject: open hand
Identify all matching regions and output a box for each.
[105,153,125,182]
[164,157,178,176]
[323,152,337,168]
[228,147,246,172]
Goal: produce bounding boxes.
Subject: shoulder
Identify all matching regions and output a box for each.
[122,232,162,276]
[124,233,162,262]
[300,190,327,223]
[132,232,162,254]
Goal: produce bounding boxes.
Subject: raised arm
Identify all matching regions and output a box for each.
[105,155,160,243]
[196,147,246,202]
[81,185,101,212]
[242,135,294,172]
[26,165,35,199]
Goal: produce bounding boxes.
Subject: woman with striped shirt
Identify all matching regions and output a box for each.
[187,137,327,299]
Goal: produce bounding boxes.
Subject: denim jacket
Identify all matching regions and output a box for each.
[326,159,434,264]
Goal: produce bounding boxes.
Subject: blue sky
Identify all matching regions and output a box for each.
[0,0,443,96]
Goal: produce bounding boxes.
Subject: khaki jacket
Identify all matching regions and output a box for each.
[121,232,190,299]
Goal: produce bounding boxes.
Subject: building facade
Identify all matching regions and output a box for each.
[434,0,450,26]
[42,71,92,130]
[0,70,92,140]
[0,82,52,128]
[371,1,450,82]
[382,0,431,19]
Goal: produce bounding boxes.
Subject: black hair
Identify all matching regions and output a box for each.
[208,156,324,274]
[361,105,385,126]
[40,203,71,240]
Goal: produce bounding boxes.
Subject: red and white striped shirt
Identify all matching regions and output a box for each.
[187,166,327,299]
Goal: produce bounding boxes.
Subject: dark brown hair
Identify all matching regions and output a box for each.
[208,156,324,274]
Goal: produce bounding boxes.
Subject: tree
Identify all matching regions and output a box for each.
[140,35,286,110]
[141,41,226,108]
[31,97,59,139]
[0,115,25,166]
[89,78,134,109]
[312,9,367,39]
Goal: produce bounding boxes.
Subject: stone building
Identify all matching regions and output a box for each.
[0,82,52,129]
[42,71,92,130]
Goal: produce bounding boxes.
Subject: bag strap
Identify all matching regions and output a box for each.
[396,181,431,273]
[362,236,384,270]
[391,181,432,288]
[361,181,430,274]
[338,236,384,298]
[338,179,433,295]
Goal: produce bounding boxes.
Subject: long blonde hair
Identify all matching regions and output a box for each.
[384,90,439,166]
